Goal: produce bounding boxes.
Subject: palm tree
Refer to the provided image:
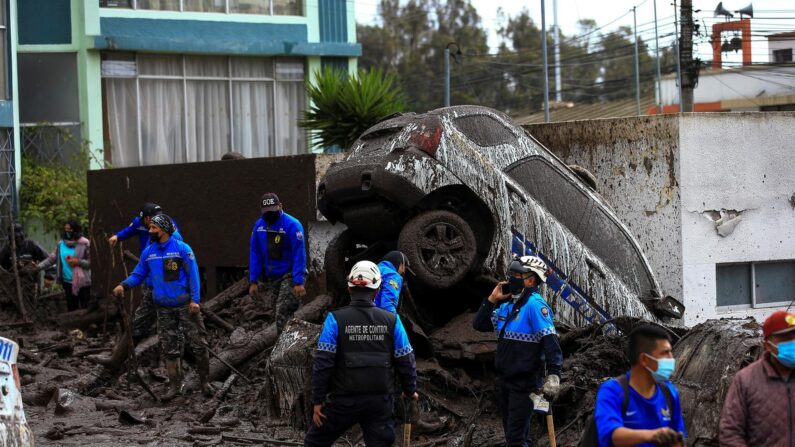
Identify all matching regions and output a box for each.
[300,67,405,151]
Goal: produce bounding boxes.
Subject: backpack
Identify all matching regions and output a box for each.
[578,375,674,447]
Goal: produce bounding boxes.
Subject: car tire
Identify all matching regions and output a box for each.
[398,210,478,289]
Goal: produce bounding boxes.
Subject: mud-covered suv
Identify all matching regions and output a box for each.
[0,336,33,446]
[318,105,683,329]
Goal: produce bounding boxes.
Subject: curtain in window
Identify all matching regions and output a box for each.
[232,81,273,158]
[274,81,305,156]
[187,80,230,161]
[105,78,139,167]
[184,0,226,12]
[137,0,180,10]
[229,0,270,14]
[140,79,185,165]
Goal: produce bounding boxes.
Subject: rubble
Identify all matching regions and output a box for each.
[0,265,765,446]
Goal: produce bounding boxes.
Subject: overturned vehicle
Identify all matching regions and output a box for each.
[318,105,684,332]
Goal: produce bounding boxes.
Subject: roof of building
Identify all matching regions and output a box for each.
[513,95,657,125]
[767,31,795,40]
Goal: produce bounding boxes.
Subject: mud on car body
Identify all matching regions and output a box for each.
[0,337,34,447]
[318,105,683,329]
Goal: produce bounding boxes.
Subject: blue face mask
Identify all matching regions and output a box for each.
[644,354,676,383]
[771,340,795,368]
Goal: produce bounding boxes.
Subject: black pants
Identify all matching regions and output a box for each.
[304,394,395,447]
[497,380,535,447]
[63,283,90,311]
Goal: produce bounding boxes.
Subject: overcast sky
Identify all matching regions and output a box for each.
[355,0,795,66]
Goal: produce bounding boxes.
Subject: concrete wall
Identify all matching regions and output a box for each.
[679,112,795,325]
[525,115,683,303]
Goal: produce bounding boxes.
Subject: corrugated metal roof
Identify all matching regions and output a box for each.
[513,95,658,125]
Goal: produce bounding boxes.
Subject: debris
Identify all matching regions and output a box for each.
[118,410,146,425]
[702,208,745,237]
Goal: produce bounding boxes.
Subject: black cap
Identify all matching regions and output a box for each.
[260,193,281,212]
[140,202,162,218]
[382,251,414,276]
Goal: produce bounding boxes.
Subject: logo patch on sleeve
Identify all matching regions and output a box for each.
[296,231,303,241]
[389,279,399,290]
[541,307,549,317]
[188,252,195,260]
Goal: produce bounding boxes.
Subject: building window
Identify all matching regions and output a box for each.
[0,0,6,99]
[99,0,303,16]
[716,261,795,309]
[102,53,306,167]
[773,48,793,64]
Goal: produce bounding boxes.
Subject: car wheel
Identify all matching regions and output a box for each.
[398,210,478,289]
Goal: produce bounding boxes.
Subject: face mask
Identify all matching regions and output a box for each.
[64,231,74,240]
[770,340,795,368]
[263,211,280,224]
[149,232,161,242]
[643,353,676,383]
[508,276,525,294]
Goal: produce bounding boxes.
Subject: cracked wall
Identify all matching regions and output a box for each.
[679,112,795,325]
[525,115,683,308]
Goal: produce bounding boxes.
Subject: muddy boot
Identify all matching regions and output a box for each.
[162,359,183,402]
[89,339,131,369]
[197,352,213,397]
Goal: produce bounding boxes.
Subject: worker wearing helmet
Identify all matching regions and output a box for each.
[473,255,563,447]
[305,261,418,447]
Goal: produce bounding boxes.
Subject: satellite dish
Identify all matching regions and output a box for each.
[736,3,753,18]
[714,1,734,18]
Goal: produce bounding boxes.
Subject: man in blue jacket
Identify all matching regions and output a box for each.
[305,260,417,447]
[249,193,307,333]
[473,255,563,447]
[594,325,685,447]
[374,251,412,314]
[113,214,210,399]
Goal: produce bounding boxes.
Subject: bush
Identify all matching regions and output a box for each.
[300,67,405,151]
[19,152,88,235]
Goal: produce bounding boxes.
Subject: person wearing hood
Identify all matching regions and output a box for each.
[37,220,91,311]
[113,214,210,399]
[473,255,563,447]
[374,251,412,314]
[305,260,417,447]
[0,223,50,274]
[248,192,307,333]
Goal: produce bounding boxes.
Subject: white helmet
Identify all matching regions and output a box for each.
[509,255,548,283]
[347,261,382,289]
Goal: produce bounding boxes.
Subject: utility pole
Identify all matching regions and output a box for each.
[541,0,550,122]
[444,47,450,107]
[653,0,663,114]
[673,0,683,113]
[633,6,641,115]
[680,0,695,112]
[553,0,562,103]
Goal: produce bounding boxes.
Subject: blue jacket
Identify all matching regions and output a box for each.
[121,236,200,307]
[374,260,402,313]
[249,211,306,285]
[473,287,563,389]
[115,216,181,255]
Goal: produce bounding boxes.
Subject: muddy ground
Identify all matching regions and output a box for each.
[0,270,760,447]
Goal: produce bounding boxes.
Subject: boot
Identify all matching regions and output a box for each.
[162,358,183,402]
[197,351,213,397]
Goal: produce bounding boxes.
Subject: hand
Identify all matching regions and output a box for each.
[248,283,258,296]
[649,428,684,446]
[108,235,118,247]
[293,284,306,299]
[112,285,125,297]
[312,404,326,427]
[542,374,560,401]
[66,257,79,268]
[189,302,200,313]
[488,282,510,304]
[401,391,419,401]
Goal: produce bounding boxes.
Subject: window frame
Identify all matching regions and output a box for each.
[100,0,303,16]
[102,53,306,165]
[716,260,795,310]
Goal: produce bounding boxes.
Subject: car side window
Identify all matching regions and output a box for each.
[453,115,516,147]
[505,157,654,297]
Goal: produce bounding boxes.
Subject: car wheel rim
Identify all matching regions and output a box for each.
[418,223,468,276]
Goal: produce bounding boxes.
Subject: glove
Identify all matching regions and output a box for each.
[542,374,560,400]
[650,428,684,446]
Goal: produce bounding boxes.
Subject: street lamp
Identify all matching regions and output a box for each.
[444,42,462,107]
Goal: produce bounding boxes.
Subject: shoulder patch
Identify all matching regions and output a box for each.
[389,279,399,290]
[296,231,303,241]
[187,251,195,260]
[541,307,549,317]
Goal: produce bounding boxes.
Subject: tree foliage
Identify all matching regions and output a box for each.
[300,67,405,151]
[20,151,88,235]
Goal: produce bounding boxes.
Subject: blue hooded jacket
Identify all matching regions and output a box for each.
[121,236,200,307]
[374,260,402,313]
[249,211,306,285]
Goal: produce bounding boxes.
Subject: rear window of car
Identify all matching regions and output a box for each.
[453,115,516,147]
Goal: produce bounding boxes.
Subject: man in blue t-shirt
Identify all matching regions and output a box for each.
[594,325,686,447]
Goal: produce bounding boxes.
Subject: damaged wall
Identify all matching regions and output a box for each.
[525,116,683,305]
[679,112,795,325]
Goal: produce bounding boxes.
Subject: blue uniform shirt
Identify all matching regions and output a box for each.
[595,372,686,447]
[121,236,200,307]
[248,211,307,285]
[115,215,182,255]
[317,312,414,358]
[374,260,402,313]
[491,290,557,343]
